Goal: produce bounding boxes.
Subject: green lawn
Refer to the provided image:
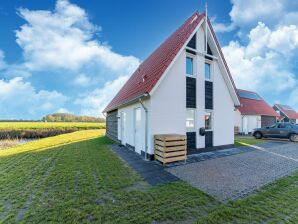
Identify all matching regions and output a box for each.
[1,130,298,223]
[234,136,266,147]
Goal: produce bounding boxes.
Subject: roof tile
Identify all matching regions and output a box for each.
[238,89,279,117]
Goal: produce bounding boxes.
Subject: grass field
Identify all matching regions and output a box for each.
[234,136,265,147]
[1,130,298,223]
[0,122,105,130]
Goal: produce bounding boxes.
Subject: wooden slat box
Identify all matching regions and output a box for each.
[154,134,187,165]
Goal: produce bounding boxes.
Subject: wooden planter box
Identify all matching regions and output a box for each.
[154,134,187,165]
[234,126,239,135]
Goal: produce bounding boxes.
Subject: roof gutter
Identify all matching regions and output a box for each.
[103,93,150,113]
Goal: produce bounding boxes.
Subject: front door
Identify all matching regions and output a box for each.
[134,108,142,154]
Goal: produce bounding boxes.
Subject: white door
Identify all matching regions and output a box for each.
[120,112,126,144]
[134,108,142,154]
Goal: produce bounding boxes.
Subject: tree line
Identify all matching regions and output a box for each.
[42,113,105,123]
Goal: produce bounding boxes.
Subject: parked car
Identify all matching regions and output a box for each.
[252,122,298,142]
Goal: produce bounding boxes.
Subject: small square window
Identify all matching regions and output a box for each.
[186,109,195,132]
[205,63,211,80]
[205,111,212,130]
[186,57,193,76]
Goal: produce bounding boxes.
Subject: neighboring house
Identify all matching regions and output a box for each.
[273,104,298,124]
[234,89,279,134]
[104,11,240,159]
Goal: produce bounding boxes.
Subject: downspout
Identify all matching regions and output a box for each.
[139,94,149,160]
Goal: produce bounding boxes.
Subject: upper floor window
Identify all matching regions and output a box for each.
[205,62,211,80]
[186,57,193,76]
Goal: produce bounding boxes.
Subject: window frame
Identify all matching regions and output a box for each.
[186,53,196,77]
[204,110,213,131]
[186,108,196,132]
[204,60,213,81]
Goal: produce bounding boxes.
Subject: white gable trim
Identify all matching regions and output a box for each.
[150,17,240,106]
[206,20,240,106]
[150,18,204,96]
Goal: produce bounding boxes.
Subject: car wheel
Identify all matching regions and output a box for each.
[289,134,298,142]
[254,132,262,139]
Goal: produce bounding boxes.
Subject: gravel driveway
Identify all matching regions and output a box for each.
[167,142,298,201]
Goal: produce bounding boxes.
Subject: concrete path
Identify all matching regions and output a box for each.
[168,142,298,201]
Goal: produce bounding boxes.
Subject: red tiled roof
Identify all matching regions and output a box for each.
[104,12,203,112]
[275,104,298,120]
[237,89,279,116]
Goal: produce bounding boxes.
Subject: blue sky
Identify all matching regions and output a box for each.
[0,0,297,119]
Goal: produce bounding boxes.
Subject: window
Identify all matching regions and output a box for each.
[205,111,212,130]
[186,109,195,132]
[205,63,211,80]
[269,124,276,128]
[186,57,193,76]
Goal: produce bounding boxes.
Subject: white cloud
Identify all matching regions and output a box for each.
[213,22,236,33]
[16,0,140,74]
[288,88,298,111]
[229,0,284,27]
[213,0,297,33]
[56,108,72,113]
[73,74,91,87]
[223,22,298,92]
[0,77,68,119]
[74,75,129,117]
[0,0,141,119]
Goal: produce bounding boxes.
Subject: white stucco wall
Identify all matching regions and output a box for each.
[117,100,150,155]
[212,61,235,146]
[234,109,242,131]
[241,115,261,134]
[150,50,186,154]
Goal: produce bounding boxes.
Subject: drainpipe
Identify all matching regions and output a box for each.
[139,94,149,160]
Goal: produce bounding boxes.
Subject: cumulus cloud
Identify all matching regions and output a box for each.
[16,0,140,74]
[0,0,141,119]
[74,75,129,116]
[73,74,91,87]
[0,77,68,119]
[213,0,297,33]
[223,22,298,92]
[212,22,236,33]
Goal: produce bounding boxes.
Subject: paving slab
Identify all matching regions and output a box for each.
[167,142,298,201]
[109,145,179,186]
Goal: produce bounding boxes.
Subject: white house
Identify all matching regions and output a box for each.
[273,104,298,124]
[104,11,240,160]
[234,89,279,134]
